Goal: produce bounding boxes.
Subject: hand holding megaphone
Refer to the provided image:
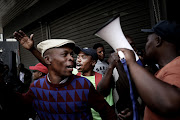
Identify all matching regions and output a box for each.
[118,50,125,60]
[117,48,136,66]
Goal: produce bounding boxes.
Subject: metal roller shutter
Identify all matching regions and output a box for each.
[49,0,151,60]
[20,0,151,67]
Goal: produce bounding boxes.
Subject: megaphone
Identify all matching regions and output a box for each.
[94,15,140,120]
[94,15,139,61]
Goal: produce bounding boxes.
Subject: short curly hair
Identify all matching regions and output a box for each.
[93,43,104,49]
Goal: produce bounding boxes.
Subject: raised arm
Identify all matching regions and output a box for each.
[13,30,46,66]
[117,48,180,117]
[97,52,134,119]
[97,52,118,96]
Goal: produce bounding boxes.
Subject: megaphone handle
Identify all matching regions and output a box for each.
[118,51,125,60]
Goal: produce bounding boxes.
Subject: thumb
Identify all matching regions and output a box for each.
[30,34,34,40]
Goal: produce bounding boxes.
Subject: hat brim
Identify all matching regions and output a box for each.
[29,66,36,70]
[29,66,48,74]
[74,46,92,56]
[141,29,154,33]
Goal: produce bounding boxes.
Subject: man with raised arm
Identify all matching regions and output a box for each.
[13,31,117,120]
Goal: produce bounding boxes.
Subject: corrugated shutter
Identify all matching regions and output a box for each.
[20,0,151,67]
[49,0,151,60]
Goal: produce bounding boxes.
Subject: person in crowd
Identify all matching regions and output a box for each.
[93,43,108,75]
[72,46,114,120]
[117,20,180,119]
[28,63,48,119]
[17,63,32,92]
[128,33,160,75]
[29,63,48,81]
[97,35,144,120]
[127,35,159,75]
[125,35,144,62]
[3,64,11,84]
[0,61,26,120]
[123,35,147,119]
[0,61,6,119]
[125,35,137,53]
[97,51,135,120]
[13,30,117,120]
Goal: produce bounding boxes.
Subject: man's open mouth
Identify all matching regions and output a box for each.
[66,65,74,69]
[76,63,82,70]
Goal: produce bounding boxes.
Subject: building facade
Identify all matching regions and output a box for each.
[2,0,176,68]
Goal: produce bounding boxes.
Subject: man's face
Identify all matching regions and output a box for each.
[96,47,105,61]
[32,70,42,80]
[76,51,94,72]
[126,37,137,52]
[45,46,74,77]
[145,33,158,60]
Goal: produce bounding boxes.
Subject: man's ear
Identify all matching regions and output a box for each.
[38,72,43,77]
[44,55,51,65]
[92,60,97,67]
[156,36,162,47]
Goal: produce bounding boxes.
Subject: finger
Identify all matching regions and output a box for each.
[118,113,131,120]
[117,113,126,119]
[19,30,27,37]
[117,114,123,120]
[124,112,132,118]
[121,108,130,114]
[118,116,124,120]
[13,31,23,41]
[120,110,126,114]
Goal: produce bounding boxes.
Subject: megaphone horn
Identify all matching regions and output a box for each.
[94,15,139,61]
[94,15,140,120]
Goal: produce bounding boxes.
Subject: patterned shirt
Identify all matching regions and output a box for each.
[21,75,116,120]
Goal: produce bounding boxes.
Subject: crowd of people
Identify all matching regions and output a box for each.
[0,19,180,120]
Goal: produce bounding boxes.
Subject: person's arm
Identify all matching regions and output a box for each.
[117,48,180,117]
[13,30,46,66]
[97,52,118,97]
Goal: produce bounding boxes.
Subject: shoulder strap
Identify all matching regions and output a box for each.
[95,72,102,89]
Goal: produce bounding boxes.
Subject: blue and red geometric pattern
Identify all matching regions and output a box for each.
[28,75,93,120]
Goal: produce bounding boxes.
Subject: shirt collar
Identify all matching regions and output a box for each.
[47,73,69,84]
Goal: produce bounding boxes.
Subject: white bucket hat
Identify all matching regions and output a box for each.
[37,39,75,56]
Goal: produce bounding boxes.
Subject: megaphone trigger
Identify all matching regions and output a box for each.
[118,50,125,60]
